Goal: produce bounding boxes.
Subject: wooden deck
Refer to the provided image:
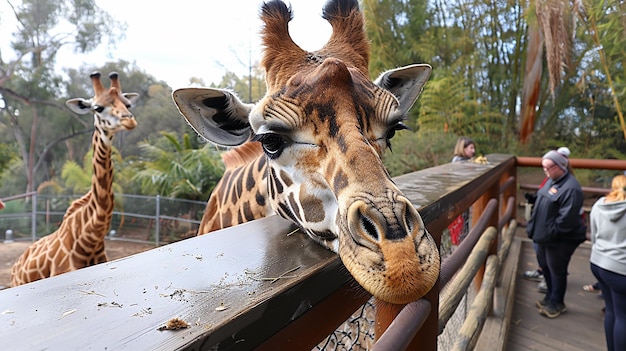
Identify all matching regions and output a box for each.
[505,230,606,351]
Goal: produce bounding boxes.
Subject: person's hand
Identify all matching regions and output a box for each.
[524,193,536,204]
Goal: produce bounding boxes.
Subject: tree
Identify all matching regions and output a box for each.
[0,0,126,193]
[363,0,430,127]
[132,132,224,201]
[211,67,266,103]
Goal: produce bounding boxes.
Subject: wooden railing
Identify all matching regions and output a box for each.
[2,155,624,350]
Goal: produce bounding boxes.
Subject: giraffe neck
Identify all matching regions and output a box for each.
[88,126,115,233]
[198,142,272,234]
[64,126,115,251]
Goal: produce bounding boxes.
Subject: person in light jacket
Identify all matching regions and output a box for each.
[590,174,626,351]
[527,150,586,318]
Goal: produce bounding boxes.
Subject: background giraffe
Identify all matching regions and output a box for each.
[173,0,440,304]
[10,72,138,287]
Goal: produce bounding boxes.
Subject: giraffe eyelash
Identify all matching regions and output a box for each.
[253,133,289,159]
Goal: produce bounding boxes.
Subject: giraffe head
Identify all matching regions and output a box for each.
[173,0,439,304]
[66,72,139,134]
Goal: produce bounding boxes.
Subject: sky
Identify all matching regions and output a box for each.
[0,0,332,89]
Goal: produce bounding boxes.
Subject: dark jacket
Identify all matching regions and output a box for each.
[527,171,586,244]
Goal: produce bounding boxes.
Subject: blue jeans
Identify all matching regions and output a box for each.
[535,241,580,306]
[591,263,626,351]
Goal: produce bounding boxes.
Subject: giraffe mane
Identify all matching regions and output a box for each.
[221,142,264,170]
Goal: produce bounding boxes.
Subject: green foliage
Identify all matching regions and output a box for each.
[0,143,19,186]
[383,130,458,176]
[60,160,90,194]
[0,157,28,196]
[364,0,430,76]
[132,132,224,200]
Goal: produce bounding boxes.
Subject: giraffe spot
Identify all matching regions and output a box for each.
[235,169,244,198]
[279,170,293,187]
[257,155,267,173]
[333,169,349,194]
[221,210,233,228]
[223,170,236,193]
[242,201,255,222]
[237,210,243,224]
[255,191,266,206]
[299,192,325,223]
[245,167,256,191]
[271,168,284,194]
[337,135,348,153]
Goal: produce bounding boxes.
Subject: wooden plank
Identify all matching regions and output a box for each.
[0,215,355,350]
[505,238,605,351]
[474,237,522,351]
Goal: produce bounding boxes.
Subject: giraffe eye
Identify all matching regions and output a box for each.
[253,133,287,159]
[94,105,105,113]
[385,123,409,150]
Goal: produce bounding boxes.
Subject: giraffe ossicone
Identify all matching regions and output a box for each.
[173,0,439,304]
[10,72,139,287]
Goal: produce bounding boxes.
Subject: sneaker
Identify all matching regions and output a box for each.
[537,279,548,293]
[523,269,543,282]
[535,298,548,309]
[540,303,567,318]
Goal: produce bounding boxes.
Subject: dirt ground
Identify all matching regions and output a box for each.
[0,239,155,289]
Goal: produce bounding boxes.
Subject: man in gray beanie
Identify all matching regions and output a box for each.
[527,149,586,318]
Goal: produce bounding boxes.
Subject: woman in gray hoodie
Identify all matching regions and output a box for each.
[590,174,626,351]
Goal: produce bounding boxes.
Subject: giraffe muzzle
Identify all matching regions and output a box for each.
[120,117,137,130]
[341,196,440,304]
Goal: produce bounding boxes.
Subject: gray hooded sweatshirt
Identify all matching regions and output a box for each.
[590,197,626,276]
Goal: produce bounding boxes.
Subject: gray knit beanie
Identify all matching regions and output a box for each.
[543,150,568,171]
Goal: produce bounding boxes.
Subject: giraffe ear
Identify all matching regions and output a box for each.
[172,88,254,147]
[66,98,93,115]
[123,92,140,107]
[374,64,432,115]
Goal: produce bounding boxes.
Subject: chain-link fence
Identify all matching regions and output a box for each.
[0,192,206,246]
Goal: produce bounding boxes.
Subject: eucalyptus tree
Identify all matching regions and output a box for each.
[363,0,429,129]
[0,0,125,194]
[364,0,526,154]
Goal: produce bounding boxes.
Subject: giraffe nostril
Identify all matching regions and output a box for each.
[348,200,414,244]
[359,211,379,241]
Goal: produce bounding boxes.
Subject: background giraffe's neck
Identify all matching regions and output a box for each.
[63,126,115,250]
[88,126,115,233]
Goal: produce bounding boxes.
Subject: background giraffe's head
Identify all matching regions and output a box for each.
[173,0,439,304]
[66,72,139,136]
